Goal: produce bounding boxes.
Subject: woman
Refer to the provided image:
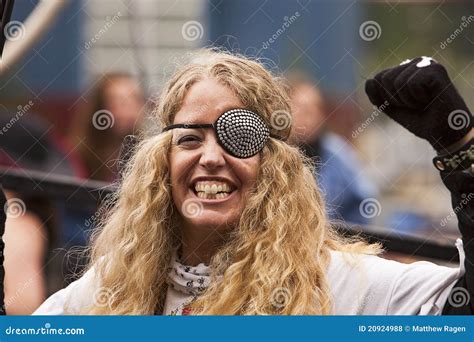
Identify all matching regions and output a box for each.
[54,73,145,285]
[33,50,473,315]
[67,72,145,182]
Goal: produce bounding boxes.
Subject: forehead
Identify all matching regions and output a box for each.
[292,84,322,103]
[173,77,244,124]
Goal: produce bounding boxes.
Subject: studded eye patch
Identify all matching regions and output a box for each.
[163,108,283,158]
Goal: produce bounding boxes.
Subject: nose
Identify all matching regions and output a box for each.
[199,134,226,170]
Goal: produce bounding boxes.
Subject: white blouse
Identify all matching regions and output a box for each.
[33,239,465,315]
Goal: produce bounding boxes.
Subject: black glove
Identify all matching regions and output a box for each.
[365,56,473,151]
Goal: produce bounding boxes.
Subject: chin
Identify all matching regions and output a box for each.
[188,214,236,230]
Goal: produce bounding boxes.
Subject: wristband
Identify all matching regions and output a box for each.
[433,138,474,172]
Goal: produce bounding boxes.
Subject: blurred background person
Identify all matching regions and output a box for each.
[0,72,145,312]
[288,74,377,225]
[64,72,145,182]
[0,109,62,314]
[3,190,50,315]
[54,72,146,284]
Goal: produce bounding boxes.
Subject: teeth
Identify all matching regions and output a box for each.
[196,191,230,200]
[194,181,234,194]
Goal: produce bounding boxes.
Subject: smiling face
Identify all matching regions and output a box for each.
[169,77,261,232]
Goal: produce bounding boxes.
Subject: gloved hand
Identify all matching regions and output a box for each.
[365,56,473,151]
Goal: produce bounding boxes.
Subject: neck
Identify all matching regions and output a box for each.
[179,223,229,266]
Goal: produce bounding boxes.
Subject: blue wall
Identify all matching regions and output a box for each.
[1,1,83,97]
[207,0,361,93]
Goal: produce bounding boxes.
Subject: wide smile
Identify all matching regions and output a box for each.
[190,179,237,203]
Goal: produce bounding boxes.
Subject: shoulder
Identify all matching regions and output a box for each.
[318,133,375,195]
[33,265,100,315]
[320,133,358,164]
[326,245,463,314]
[326,250,404,313]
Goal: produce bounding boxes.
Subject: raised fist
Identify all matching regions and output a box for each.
[365,56,472,151]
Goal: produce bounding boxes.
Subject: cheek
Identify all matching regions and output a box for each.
[234,155,260,191]
[169,151,188,199]
[169,152,177,187]
[248,158,260,184]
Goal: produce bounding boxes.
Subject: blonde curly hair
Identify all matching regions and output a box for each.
[85,48,380,315]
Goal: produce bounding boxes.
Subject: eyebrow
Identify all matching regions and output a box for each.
[162,123,214,132]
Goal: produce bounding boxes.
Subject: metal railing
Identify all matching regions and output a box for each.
[0,167,460,262]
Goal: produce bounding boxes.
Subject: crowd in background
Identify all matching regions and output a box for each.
[2,70,378,313]
[1,0,471,315]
